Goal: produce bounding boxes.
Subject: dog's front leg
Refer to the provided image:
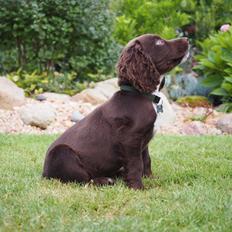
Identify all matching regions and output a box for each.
[124,148,144,190]
[142,147,153,178]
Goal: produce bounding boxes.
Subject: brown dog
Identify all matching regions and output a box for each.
[42,34,189,189]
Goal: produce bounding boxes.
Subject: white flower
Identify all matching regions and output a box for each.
[220,24,231,32]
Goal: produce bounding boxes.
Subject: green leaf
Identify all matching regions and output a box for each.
[210,88,229,96]
[221,48,232,63]
[221,81,232,93]
[200,75,223,88]
[224,77,232,84]
[217,103,232,113]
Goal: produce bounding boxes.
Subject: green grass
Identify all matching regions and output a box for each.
[0,134,232,232]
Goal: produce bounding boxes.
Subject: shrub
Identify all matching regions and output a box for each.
[195,28,232,112]
[7,70,88,96]
[0,0,119,80]
[192,0,232,41]
[112,0,232,45]
[112,0,190,44]
[176,96,211,108]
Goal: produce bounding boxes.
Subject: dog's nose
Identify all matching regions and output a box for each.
[176,37,189,53]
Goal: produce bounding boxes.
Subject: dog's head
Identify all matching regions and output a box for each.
[117,34,189,93]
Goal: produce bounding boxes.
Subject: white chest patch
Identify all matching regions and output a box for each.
[152,91,176,132]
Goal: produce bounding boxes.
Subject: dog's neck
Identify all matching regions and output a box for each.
[119,75,165,104]
[120,84,161,104]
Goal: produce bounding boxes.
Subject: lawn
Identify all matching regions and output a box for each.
[0,134,231,232]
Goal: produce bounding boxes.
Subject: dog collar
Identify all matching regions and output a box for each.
[120,85,161,104]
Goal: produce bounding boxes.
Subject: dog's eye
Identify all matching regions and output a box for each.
[155,40,165,46]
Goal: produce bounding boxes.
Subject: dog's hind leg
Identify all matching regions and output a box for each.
[43,144,90,184]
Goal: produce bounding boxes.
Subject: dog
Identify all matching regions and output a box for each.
[42,34,189,190]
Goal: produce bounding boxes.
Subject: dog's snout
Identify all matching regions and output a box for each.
[182,37,189,46]
[177,37,189,53]
[169,37,189,49]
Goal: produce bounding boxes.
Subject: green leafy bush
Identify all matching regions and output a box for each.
[112,0,190,44]
[112,0,232,45]
[7,70,88,96]
[192,0,232,41]
[176,96,211,108]
[0,0,119,80]
[195,29,232,112]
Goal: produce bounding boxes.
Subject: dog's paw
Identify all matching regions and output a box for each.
[143,173,159,180]
[127,181,144,190]
[91,177,115,186]
[143,170,153,178]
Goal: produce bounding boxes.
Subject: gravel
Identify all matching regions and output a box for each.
[0,98,96,134]
[0,97,227,135]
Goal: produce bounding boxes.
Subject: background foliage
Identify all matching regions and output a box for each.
[113,0,232,44]
[7,70,90,96]
[195,28,232,112]
[192,0,232,41]
[0,0,232,111]
[0,0,119,79]
[112,0,191,44]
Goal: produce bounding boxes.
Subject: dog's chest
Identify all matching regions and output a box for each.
[152,92,176,131]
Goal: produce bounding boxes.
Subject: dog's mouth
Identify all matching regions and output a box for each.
[167,50,189,66]
[167,56,183,66]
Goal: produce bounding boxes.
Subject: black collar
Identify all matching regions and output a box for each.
[120,85,160,104]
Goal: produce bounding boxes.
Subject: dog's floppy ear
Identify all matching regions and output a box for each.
[117,40,160,93]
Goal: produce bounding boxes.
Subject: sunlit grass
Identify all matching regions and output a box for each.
[0,134,231,231]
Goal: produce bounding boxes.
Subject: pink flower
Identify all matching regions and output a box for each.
[220,24,231,32]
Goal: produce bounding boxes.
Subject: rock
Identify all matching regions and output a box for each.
[207,127,222,135]
[190,107,211,121]
[19,103,56,129]
[72,89,107,105]
[103,78,118,88]
[94,81,119,99]
[160,86,170,100]
[72,78,119,104]
[64,120,74,128]
[41,92,71,102]
[182,121,207,135]
[192,107,208,116]
[215,113,232,134]
[153,92,176,130]
[79,103,96,115]
[181,121,221,135]
[71,111,85,122]
[36,94,47,101]
[166,72,210,100]
[168,85,186,100]
[166,72,199,100]
[0,77,25,110]
[194,76,211,97]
